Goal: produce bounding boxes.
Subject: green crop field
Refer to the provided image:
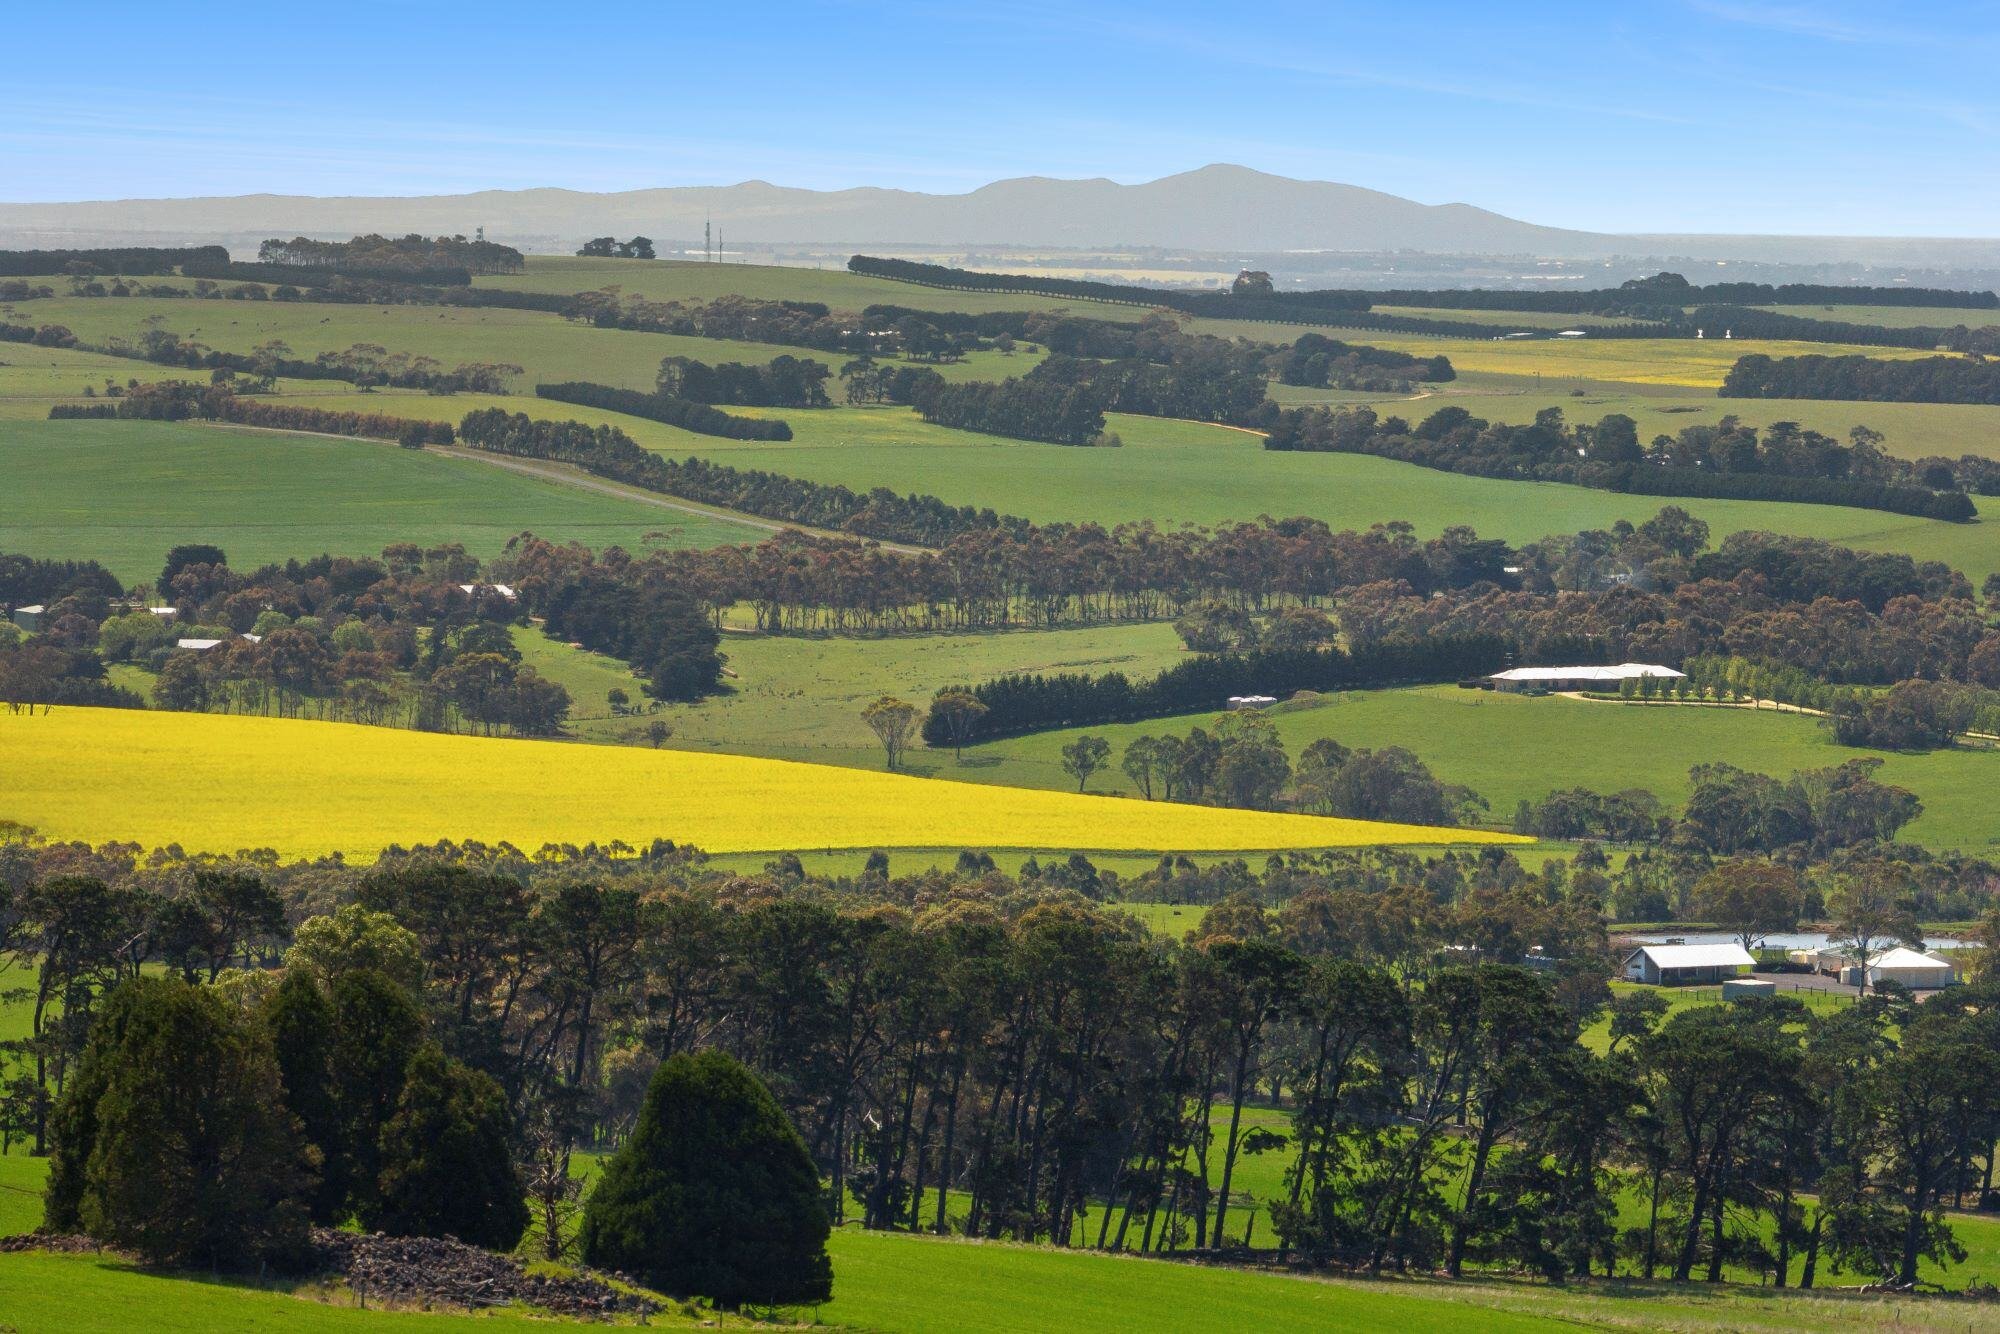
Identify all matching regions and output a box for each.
[0,419,762,582]
[918,688,2000,852]
[592,402,1998,587]
[9,293,1034,392]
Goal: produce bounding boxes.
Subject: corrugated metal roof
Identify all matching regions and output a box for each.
[1492,663,1686,683]
[1627,943,1755,968]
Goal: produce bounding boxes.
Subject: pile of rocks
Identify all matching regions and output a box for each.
[0,1231,117,1255]
[309,1229,660,1318]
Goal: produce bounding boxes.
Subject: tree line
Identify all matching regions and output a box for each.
[1266,403,1984,521]
[255,233,525,275]
[922,637,1507,744]
[534,381,793,440]
[183,257,476,287]
[1723,352,2000,406]
[575,235,655,259]
[455,409,1011,547]
[9,836,2000,1291]
[65,323,521,394]
[61,378,457,446]
[0,245,227,277]
[656,353,832,407]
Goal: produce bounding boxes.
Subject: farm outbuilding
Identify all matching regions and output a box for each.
[1622,942,1755,986]
[1487,663,1685,694]
[1723,977,1776,1000]
[1866,948,1958,990]
[10,604,45,632]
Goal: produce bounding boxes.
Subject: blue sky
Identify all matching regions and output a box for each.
[5,1,1997,234]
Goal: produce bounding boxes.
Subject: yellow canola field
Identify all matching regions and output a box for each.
[1,708,1525,859]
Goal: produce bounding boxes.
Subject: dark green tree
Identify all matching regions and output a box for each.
[328,969,423,1220]
[370,1044,527,1249]
[580,1050,832,1309]
[46,976,308,1270]
[261,971,345,1223]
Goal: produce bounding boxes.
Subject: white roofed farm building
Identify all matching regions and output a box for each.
[1622,943,1755,987]
[1866,947,1959,991]
[1487,663,1685,694]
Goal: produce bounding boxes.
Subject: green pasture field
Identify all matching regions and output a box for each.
[8,294,1033,393]
[1269,374,2000,464]
[20,374,1988,603]
[927,687,1999,852]
[569,619,1190,763]
[592,402,1998,587]
[518,620,1987,850]
[0,343,171,414]
[1765,303,2000,330]
[0,419,760,583]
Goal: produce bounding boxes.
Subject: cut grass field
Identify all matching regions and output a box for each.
[0,419,763,582]
[922,687,2000,852]
[0,706,1517,860]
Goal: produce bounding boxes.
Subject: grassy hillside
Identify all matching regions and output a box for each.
[0,419,762,582]
[10,294,1033,392]
[1270,377,2000,465]
[334,395,2000,588]
[0,707,1516,860]
[914,687,1999,852]
[522,619,1191,755]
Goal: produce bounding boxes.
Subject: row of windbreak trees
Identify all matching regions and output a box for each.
[1265,403,1986,521]
[919,637,1507,744]
[496,519,1513,637]
[1723,352,2000,405]
[14,846,1997,1289]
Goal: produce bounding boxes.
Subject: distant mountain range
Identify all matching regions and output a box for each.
[4,164,1998,269]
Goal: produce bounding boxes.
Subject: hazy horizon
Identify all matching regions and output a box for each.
[9,1,2000,237]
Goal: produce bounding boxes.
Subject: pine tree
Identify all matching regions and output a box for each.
[47,976,309,1270]
[370,1044,528,1249]
[580,1050,832,1309]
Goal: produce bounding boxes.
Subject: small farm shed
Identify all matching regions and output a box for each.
[10,604,45,632]
[1723,977,1776,1001]
[1487,663,1684,694]
[1867,948,1958,990]
[1622,942,1755,986]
